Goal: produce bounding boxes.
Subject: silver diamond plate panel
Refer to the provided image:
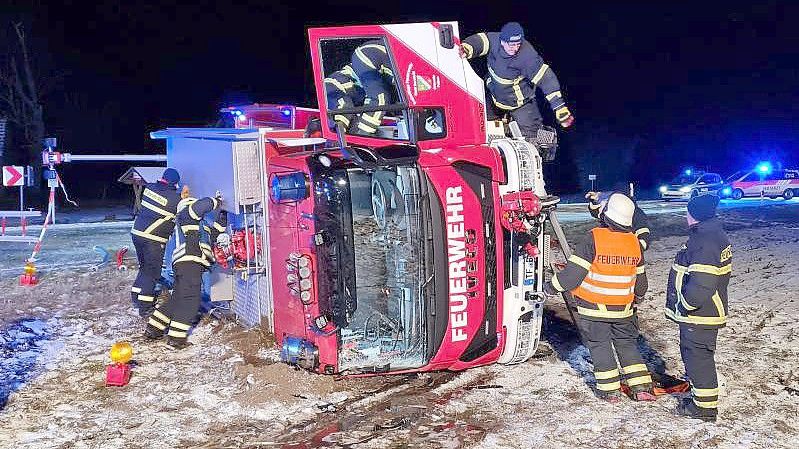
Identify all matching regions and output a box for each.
[232,140,263,206]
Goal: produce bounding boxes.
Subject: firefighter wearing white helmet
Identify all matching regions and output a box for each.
[544,192,654,403]
[586,190,651,251]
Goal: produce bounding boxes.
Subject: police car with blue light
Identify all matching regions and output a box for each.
[659,169,724,201]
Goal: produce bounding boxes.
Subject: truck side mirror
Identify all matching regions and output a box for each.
[439,24,455,49]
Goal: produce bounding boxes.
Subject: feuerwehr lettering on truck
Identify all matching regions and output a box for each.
[446,186,469,343]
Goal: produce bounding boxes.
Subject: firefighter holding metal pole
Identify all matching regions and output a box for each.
[543,193,655,403]
[586,191,651,252]
[145,186,226,349]
[666,194,730,422]
[130,168,181,317]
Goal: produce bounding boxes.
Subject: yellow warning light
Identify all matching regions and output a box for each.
[110,341,133,364]
[23,262,36,275]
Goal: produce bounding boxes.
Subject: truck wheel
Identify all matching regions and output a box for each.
[784,189,795,200]
[731,189,743,200]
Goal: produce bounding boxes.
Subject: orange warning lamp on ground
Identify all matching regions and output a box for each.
[106,341,133,386]
[19,262,38,286]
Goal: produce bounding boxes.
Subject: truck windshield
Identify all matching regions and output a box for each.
[314,163,428,372]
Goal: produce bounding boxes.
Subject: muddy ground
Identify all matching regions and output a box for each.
[1,204,798,448]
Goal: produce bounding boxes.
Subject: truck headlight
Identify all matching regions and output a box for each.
[659,185,667,193]
[679,186,692,193]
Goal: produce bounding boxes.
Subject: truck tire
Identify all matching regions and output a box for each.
[731,189,744,200]
[784,189,795,200]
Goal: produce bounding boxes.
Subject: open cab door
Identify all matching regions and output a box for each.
[307,22,488,151]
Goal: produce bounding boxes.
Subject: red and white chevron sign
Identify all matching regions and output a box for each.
[2,165,24,187]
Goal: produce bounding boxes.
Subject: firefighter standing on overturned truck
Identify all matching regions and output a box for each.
[130,168,181,318]
[461,22,575,145]
[544,193,656,402]
[666,194,730,422]
[145,186,226,349]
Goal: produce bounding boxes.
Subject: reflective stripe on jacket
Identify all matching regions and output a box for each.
[463,32,565,112]
[131,182,180,243]
[172,197,225,267]
[572,227,641,306]
[665,218,731,328]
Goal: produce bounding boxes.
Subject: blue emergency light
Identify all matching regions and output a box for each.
[281,108,292,117]
[757,162,772,174]
[722,187,732,196]
[684,169,692,176]
[270,172,309,203]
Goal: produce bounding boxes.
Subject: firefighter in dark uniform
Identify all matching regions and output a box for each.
[349,40,396,136]
[130,168,181,317]
[145,188,226,349]
[586,191,651,251]
[666,194,730,422]
[544,193,655,402]
[324,64,366,132]
[462,22,574,141]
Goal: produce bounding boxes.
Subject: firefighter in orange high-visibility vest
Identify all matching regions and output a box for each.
[544,193,655,403]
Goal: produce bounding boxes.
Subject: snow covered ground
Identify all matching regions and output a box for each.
[1,203,798,448]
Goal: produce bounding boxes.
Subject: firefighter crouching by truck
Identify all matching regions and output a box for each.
[130,168,181,317]
[666,194,730,422]
[145,186,226,349]
[544,193,656,403]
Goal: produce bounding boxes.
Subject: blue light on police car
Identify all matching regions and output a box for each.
[757,162,772,174]
[281,108,292,117]
[270,172,309,203]
[659,185,667,193]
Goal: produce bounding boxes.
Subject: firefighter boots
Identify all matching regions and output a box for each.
[675,397,717,422]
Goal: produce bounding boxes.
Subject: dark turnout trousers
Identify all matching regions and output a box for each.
[680,325,720,410]
[487,98,543,140]
[147,262,205,342]
[578,316,653,394]
[131,236,166,315]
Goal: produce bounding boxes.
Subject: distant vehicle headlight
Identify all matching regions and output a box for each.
[679,186,692,193]
[659,185,667,193]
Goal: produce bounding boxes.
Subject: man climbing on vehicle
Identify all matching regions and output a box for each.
[666,194,730,422]
[349,39,396,136]
[461,22,574,145]
[145,186,226,349]
[324,63,365,132]
[130,168,181,318]
[543,193,656,403]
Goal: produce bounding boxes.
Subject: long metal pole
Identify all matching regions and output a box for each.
[64,154,167,162]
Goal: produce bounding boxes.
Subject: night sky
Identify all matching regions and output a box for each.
[2,1,798,201]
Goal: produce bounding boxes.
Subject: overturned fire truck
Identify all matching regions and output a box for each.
[152,22,572,375]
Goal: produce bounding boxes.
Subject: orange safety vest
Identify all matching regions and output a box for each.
[572,228,641,306]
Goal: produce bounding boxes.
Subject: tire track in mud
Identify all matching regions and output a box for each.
[207,370,497,448]
[273,370,496,449]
